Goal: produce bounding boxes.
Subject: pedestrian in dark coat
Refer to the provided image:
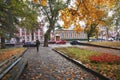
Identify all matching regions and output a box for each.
[36,39,40,52]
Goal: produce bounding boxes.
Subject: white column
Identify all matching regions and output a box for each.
[38,29,40,40]
[25,29,27,42]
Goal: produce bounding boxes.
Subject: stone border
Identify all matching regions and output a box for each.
[78,42,120,50]
[20,48,28,57]
[14,58,28,80]
[14,48,28,80]
[53,49,110,80]
[0,58,22,79]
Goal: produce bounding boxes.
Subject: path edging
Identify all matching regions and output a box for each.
[15,58,28,80]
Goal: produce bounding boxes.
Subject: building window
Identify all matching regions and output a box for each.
[75,32,77,38]
[22,28,25,32]
[61,33,64,38]
[73,31,75,38]
[27,36,29,40]
[36,36,38,39]
[71,32,72,38]
[66,32,68,38]
[62,32,65,38]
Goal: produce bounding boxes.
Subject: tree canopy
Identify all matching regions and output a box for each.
[0,0,38,48]
[60,0,116,32]
[59,0,116,41]
[33,0,70,47]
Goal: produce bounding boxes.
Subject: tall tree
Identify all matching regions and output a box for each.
[33,0,70,47]
[84,23,99,41]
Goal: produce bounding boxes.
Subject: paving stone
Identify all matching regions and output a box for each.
[19,46,100,80]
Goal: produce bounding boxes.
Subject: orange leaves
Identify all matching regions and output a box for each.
[90,0,115,8]
[59,0,116,33]
[60,8,73,29]
[74,25,83,33]
[41,0,47,6]
[33,0,47,6]
[63,23,70,29]
[0,48,26,62]
[98,21,104,26]
[33,0,39,4]
[75,0,81,7]
[60,8,83,32]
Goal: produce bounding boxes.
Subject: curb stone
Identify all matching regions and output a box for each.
[15,58,28,80]
[53,49,110,80]
[20,48,28,57]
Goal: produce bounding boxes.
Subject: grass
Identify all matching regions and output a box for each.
[55,47,120,80]
[88,42,120,47]
[0,48,26,63]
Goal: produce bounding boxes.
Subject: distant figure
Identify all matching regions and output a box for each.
[22,40,25,44]
[36,39,40,52]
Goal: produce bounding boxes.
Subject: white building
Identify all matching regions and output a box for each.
[16,27,44,42]
[52,30,87,41]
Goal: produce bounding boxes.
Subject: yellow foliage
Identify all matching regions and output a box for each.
[33,0,47,6]
[63,23,70,29]
[41,0,47,6]
[74,24,83,33]
[33,0,39,4]
[59,0,116,33]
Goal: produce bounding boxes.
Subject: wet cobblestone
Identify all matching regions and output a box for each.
[19,46,100,80]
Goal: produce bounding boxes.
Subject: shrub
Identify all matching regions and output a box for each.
[89,53,120,64]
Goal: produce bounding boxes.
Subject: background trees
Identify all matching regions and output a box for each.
[0,0,118,48]
[112,0,120,40]
[0,0,38,48]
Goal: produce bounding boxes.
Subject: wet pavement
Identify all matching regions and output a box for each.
[19,45,99,80]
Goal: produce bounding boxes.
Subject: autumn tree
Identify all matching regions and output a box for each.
[33,0,70,47]
[60,0,116,41]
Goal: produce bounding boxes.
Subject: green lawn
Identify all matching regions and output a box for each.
[88,42,120,47]
[54,47,120,80]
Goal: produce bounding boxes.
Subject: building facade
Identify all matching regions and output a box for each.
[52,30,87,41]
[16,27,44,42]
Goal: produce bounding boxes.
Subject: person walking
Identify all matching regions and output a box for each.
[36,39,40,52]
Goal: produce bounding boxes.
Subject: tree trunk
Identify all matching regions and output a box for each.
[106,27,109,40]
[43,28,51,47]
[87,34,90,42]
[43,19,54,47]
[43,33,49,47]
[31,31,34,41]
[1,37,5,49]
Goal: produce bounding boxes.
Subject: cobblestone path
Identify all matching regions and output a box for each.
[19,46,99,80]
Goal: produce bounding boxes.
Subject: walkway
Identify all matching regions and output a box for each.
[19,46,99,80]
